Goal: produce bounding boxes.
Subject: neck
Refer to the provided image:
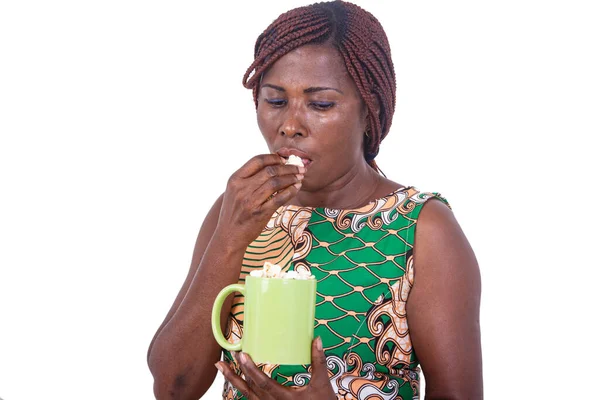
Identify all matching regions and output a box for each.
[293,160,382,209]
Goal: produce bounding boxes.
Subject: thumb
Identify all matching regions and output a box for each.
[309,337,331,386]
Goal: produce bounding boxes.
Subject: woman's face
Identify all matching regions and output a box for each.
[257,44,369,192]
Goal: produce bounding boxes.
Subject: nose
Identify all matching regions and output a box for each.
[279,105,307,138]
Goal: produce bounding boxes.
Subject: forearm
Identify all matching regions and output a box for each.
[149,230,247,399]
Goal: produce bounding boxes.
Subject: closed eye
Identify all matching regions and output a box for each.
[310,101,335,110]
[265,99,287,107]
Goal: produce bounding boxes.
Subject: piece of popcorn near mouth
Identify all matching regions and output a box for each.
[285,154,304,167]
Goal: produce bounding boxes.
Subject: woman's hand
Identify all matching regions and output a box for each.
[215,337,336,400]
[216,154,304,248]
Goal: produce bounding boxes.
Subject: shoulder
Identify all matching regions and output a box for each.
[406,190,483,397]
[399,186,479,306]
[390,186,451,220]
[415,193,454,232]
[407,187,450,210]
[407,187,480,320]
[411,189,472,271]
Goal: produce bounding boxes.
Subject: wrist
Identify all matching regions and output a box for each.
[211,227,249,255]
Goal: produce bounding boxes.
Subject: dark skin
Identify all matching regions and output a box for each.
[148,44,482,399]
[214,44,483,398]
[256,44,399,208]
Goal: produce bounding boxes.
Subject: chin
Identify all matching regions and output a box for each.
[298,176,323,193]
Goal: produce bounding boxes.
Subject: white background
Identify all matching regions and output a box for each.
[1,1,599,399]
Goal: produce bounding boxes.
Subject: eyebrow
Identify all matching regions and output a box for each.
[261,83,344,95]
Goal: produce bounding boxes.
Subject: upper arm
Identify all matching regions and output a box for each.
[147,193,224,362]
[407,199,483,399]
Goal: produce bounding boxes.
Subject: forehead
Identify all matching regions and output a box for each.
[261,44,354,89]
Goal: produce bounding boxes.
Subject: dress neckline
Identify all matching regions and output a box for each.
[284,185,412,213]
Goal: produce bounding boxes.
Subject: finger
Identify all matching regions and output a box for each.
[249,164,304,201]
[260,181,302,210]
[254,173,302,203]
[308,337,332,390]
[236,154,285,179]
[215,361,259,400]
[236,352,285,398]
[251,163,305,188]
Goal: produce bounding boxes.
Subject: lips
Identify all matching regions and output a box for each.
[276,147,313,167]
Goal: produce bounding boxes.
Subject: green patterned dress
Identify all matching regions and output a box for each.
[221,186,449,400]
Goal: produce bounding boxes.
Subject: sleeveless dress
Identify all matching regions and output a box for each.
[221,186,449,400]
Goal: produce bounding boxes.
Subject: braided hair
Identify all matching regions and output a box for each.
[243,1,396,172]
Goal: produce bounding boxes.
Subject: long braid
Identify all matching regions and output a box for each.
[243,1,396,173]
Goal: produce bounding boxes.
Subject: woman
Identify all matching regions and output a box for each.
[148,1,482,399]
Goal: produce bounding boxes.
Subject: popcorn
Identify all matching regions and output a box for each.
[296,269,315,280]
[249,269,264,278]
[249,262,315,280]
[283,270,298,280]
[263,261,281,278]
[285,154,304,167]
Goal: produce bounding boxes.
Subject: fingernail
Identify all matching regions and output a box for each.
[215,362,224,373]
[240,352,248,363]
[316,336,323,351]
[294,182,302,189]
[295,174,304,181]
[298,166,306,174]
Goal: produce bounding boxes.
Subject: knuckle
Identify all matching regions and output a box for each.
[269,177,283,190]
[253,155,266,167]
[227,175,239,188]
[265,165,277,177]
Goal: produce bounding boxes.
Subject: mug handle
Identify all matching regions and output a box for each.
[211,283,245,351]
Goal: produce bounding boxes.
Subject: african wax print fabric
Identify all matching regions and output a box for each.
[221,186,449,400]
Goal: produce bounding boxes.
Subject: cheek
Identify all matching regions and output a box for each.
[317,112,364,154]
[256,104,266,131]
[257,107,275,139]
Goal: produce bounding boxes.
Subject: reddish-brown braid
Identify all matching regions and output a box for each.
[242,1,396,172]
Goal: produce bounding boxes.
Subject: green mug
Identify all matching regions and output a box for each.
[211,276,317,365]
